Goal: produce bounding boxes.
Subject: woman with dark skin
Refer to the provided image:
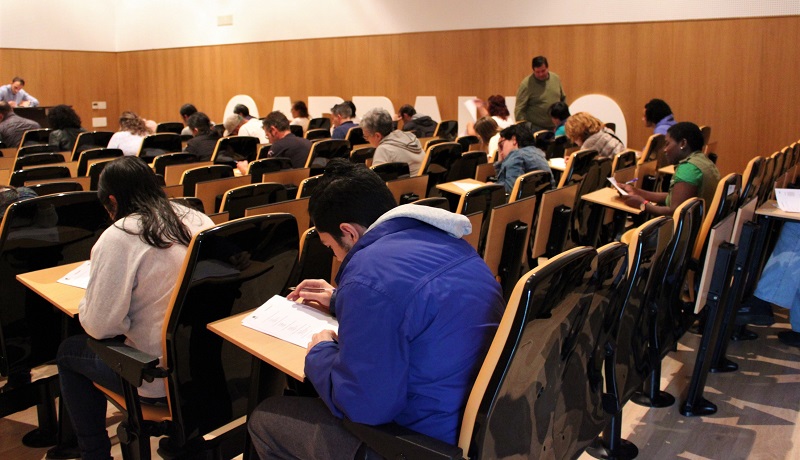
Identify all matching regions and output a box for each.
[620,122,720,216]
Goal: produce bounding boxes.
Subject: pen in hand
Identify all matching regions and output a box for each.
[625,178,638,185]
[288,286,330,293]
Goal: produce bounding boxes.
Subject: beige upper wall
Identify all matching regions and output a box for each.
[1,0,797,51]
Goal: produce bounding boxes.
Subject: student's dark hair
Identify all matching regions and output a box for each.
[187,112,212,135]
[398,104,416,117]
[667,122,705,153]
[292,101,309,118]
[0,101,12,116]
[12,76,25,85]
[308,159,396,241]
[179,103,197,118]
[644,99,672,125]
[97,156,192,248]
[233,104,250,117]
[499,124,535,148]
[47,105,82,130]
[345,101,357,118]
[532,56,548,69]
[487,95,510,118]
[263,111,290,131]
[548,101,570,121]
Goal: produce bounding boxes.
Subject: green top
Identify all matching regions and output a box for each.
[667,150,721,208]
[514,71,565,130]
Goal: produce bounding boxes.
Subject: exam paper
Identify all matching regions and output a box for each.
[242,295,339,348]
[57,261,91,289]
[453,181,484,192]
[607,177,629,196]
[775,188,800,213]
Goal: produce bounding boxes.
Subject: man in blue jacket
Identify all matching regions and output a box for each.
[248,159,505,459]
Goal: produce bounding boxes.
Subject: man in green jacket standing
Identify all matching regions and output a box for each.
[514,56,566,132]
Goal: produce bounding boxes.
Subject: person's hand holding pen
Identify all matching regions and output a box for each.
[618,178,638,196]
[286,279,334,311]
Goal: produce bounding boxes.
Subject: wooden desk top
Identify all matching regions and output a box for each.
[659,165,676,175]
[435,178,485,196]
[16,261,85,317]
[580,187,642,215]
[548,158,566,172]
[756,200,800,222]
[208,310,306,381]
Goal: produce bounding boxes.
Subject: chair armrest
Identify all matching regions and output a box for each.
[88,338,168,388]
[343,418,463,460]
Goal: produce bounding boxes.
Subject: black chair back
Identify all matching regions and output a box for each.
[350,146,375,164]
[212,136,259,165]
[472,247,601,459]
[289,125,304,138]
[87,160,114,191]
[17,144,62,159]
[455,135,479,153]
[221,183,289,220]
[181,165,234,197]
[607,216,673,412]
[613,150,637,172]
[19,128,52,146]
[76,148,123,176]
[13,152,66,170]
[297,175,322,199]
[640,134,666,164]
[346,126,367,147]
[422,142,463,191]
[0,192,108,375]
[138,133,182,163]
[26,181,84,196]
[533,130,554,151]
[71,131,115,161]
[156,122,184,134]
[571,156,611,246]
[291,227,335,286]
[448,151,487,183]
[411,197,450,210]
[152,152,198,176]
[757,156,775,205]
[247,158,293,183]
[164,214,299,447]
[560,149,599,187]
[738,156,765,208]
[306,139,351,175]
[305,128,332,142]
[460,184,506,254]
[170,197,205,214]
[371,162,410,181]
[693,173,741,267]
[545,135,570,160]
[308,117,331,130]
[10,166,71,187]
[433,120,458,140]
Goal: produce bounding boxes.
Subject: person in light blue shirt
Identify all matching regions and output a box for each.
[644,98,675,136]
[0,77,39,107]
[494,124,554,192]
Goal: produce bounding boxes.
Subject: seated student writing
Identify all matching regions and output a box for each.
[620,122,720,216]
[56,157,212,460]
[247,160,504,459]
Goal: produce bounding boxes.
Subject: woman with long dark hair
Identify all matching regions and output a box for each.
[56,156,213,459]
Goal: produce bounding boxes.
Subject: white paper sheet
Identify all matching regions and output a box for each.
[775,188,800,213]
[607,177,629,196]
[549,157,566,170]
[57,261,91,289]
[242,295,339,348]
[453,181,484,192]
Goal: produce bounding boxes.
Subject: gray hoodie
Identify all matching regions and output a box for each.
[372,130,425,176]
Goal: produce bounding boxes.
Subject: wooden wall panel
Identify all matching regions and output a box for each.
[0,49,117,135]
[5,16,799,178]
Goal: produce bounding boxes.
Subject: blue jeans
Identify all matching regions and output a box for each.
[57,334,123,460]
[755,222,800,330]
